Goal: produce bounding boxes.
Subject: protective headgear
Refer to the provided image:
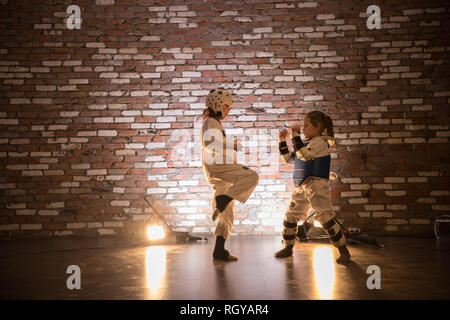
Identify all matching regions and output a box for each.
[206,88,233,118]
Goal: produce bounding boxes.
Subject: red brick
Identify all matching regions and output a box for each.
[0,0,448,239]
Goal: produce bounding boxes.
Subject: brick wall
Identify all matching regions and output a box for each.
[0,0,449,239]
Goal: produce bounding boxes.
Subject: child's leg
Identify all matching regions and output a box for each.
[211,183,237,261]
[210,164,259,221]
[214,199,235,241]
[308,179,351,263]
[209,164,259,204]
[275,187,310,258]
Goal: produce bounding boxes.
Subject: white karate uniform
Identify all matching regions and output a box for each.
[280,134,346,247]
[201,117,259,239]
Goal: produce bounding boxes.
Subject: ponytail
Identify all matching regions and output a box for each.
[325,115,334,138]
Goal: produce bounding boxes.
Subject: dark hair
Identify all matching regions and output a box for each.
[306,111,334,138]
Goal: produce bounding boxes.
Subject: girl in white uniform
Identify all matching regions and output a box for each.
[201,89,259,261]
[274,111,351,264]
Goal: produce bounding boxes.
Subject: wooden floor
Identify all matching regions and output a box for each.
[1,235,450,299]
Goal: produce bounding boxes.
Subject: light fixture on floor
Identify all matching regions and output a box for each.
[144,197,208,243]
[147,225,165,241]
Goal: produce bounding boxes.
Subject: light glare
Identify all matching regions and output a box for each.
[147,225,165,240]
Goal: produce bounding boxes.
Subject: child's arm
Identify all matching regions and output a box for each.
[279,129,295,163]
[202,119,223,155]
[290,128,316,161]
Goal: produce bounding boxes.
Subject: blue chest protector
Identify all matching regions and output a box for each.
[293,142,331,187]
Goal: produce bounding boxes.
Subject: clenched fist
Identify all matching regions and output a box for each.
[279,129,288,139]
[290,124,301,133]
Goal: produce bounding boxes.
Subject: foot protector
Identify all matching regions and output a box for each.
[213,249,238,261]
[336,246,351,264]
[274,245,294,258]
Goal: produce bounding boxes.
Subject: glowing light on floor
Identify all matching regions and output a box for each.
[313,246,335,299]
[145,246,167,299]
[147,225,165,240]
[299,219,322,228]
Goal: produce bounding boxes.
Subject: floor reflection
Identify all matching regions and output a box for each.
[313,246,335,299]
[3,236,447,299]
[145,246,167,299]
[212,260,230,299]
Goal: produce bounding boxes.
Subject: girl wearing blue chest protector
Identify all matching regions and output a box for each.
[275,111,351,264]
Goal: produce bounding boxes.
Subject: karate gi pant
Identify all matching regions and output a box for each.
[282,177,346,248]
[203,163,259,240]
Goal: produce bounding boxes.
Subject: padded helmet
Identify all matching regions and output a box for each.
[205,88,233,118]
